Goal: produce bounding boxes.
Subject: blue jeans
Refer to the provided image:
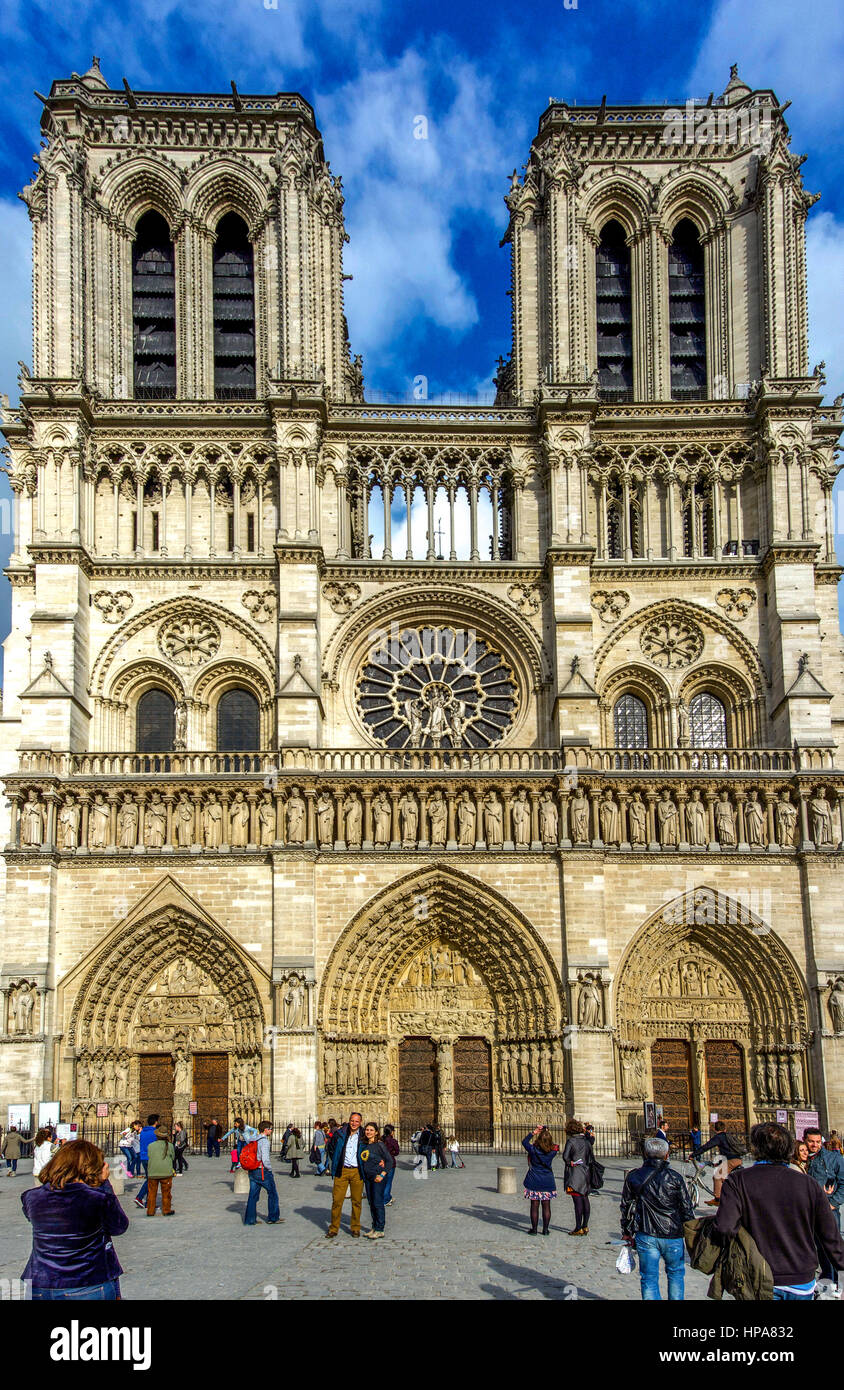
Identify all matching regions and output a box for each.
[120,1146,135,1175]
[207,1138,220,1157]
[635,1234,686,1301]
[382,1166,396,1203]
[32,1279,121,1301]
[773,1288,814,1300]
[5,1159,18,1172]
[244,1169,279,1224]
[365,1175,386,1231]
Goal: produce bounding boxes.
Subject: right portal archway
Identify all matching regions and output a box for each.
[615,887,811,1135]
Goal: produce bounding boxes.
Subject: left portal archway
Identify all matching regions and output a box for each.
[58,884,269,1130]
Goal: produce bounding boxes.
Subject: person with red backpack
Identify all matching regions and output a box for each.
[242,1121,281,1226]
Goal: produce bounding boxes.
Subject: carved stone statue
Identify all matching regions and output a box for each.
[599,791,619,845]
[230,791,250,847]
[323,1044,337,1092]
[484,793,503,848]
[577,975,602,1028]
[620,1048,642,1098]
[286,787,306,844]
[316,793,334,847]
[828,977,844,1034]
[373,792,392,846]
[570,791,589,843]
[551,1041,564,1092]
[174,1046,191,1094]
[428,791,447,847]
[118,797,139,849]
[765,1052,777,1098]
[59,799,80,850]
[88,793,110,849]
[9,982,35,1034]
[777,1051,791,1100]
[21,790,44,847]
[745,789,766,847]
[399,793,418,847]
[539,791,558,846]
[500,1047,513,1092]
[628,793,646,845]
[511,790,530,847]
[114,1054,129,1092]
[776,793,797,848]
[657,789,679,846]
[175,792,195,848]
[174,701,188,750]
[676,697,690,745]
[344,794,362,847]
[754,1053,766,1101]
[457,791,476,847]
[714,793,736,847]
[686,788,707,846]
[144,793,166,848]
[519,1044,530,1092]
[203,795,223,847]
[810,787,834,847]
[258,794,276,846]
[76,1055,90,1097]
[788,1050,802,1102]
[283,974,306,1029]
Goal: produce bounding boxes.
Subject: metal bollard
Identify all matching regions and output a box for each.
[497,1165,517,1194]
[233,1167,250,1194]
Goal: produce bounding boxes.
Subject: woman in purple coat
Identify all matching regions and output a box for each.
[21,1139,129,1300]
[522,1126,560,1236]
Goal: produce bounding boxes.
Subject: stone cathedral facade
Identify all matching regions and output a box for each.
[1,60,843,1140]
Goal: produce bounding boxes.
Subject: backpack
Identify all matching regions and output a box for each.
[240,1140,261,1171]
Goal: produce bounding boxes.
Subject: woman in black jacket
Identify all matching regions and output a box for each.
[562,1119,597,1236]
[360,1123,391,1239]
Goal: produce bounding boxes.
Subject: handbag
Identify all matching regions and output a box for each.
[616,1244,637,1275]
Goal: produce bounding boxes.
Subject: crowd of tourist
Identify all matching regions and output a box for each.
[6,1109,843,1301]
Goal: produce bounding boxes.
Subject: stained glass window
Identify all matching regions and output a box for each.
[596,221,633,401]
[136,688,175,752]
[217,688,260,751]
[669,219,706,401]
[614,693,649,748]
[688,692,727,747]
[133,212,176,400]
[213,214,255,399]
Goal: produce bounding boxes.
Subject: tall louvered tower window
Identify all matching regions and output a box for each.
[596,221,633,402]
[669,219,706,400]
[132,212,176,399]
[213,213,255,399]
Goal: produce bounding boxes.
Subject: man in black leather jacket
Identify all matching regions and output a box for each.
[621,1136,695,1300]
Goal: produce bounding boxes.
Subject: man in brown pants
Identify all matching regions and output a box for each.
[326,1113,363,1238]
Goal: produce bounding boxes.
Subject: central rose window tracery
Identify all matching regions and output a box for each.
[356,625,519,749]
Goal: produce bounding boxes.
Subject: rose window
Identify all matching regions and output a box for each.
[158,616,221,667]
[640,618,703,670]
[356,625,519,749]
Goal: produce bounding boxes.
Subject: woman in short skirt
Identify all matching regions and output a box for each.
[521,1126,560,1235]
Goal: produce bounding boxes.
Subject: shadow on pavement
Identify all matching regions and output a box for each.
[479,1253,603,1300]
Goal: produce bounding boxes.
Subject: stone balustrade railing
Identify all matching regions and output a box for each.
[14,744,832,778]
[5,763,843,855]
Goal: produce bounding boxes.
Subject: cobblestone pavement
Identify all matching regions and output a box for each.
[0,1153,715,1301]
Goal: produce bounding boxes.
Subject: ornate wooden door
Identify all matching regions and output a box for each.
[454,1037,492,1141]
[193,1053,229,1131]
[650,1038,692,1133]
[705,1041,747,1134]
[399,1037,437,1139]
[138,1054,174,1128]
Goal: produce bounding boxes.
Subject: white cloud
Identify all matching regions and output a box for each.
[323,49,514,367]
[0,200,32,405]
[806,211,844,399]
[686,0,844,125]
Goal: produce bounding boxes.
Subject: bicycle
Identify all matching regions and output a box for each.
[681,1155,716,1209]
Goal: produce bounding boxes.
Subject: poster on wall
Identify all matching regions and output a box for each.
[775,1109,788,1125]
[793,1109,819,1137]
[189,1101,198,1115]
[7,1105,31,1134]
[643,1101,657,1129]
[55,1123,79,1142]
[96,1103,109,1118]
[38,1102,60,1129]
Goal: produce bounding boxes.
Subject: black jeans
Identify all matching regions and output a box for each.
[421,1146,433,1170]
[175,1147,188,1173]
[206,1138,220,1157]
[290,1159,300,1177]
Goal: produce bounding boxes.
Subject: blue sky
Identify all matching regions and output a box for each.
[0,0,842,640]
